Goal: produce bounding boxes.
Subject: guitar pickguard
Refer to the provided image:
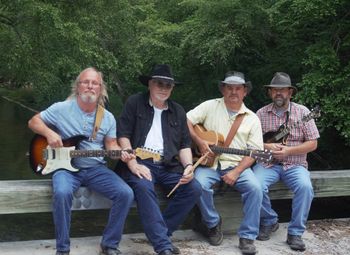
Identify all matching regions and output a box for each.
[42,146,79,175]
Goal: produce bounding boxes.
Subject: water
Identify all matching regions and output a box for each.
[0,98,39,180]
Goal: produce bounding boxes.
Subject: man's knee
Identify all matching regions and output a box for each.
[296,180,314,197]
[132,179,155,196]
[53,185,73,200]
[187,179,202,197]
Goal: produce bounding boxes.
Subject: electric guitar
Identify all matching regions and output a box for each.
[29,134,161,175]
[263,105,321,144]
[193,125,272,167]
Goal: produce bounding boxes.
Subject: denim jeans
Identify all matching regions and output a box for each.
[121,160,202,253]
[253,163,314,236]
[194,165,263,240]
[52,165,134,252]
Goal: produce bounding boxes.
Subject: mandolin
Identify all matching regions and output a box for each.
[263,105,321,144]
[29,134,161,175]
[193,125,272,167]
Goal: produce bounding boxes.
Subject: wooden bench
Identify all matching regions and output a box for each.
[1,170,350,233]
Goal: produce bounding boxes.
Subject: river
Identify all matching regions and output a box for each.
[0,98,39,180]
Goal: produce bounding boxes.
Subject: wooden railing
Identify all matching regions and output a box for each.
[1,170,350,232]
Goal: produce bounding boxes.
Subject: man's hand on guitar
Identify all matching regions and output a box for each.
[46,131,63,148]
[271,144,290,160]
[127,160,152,181]
[221,169,240,186]
[264,142,283,151]
[120,150,136,163]
[197,139,215,163]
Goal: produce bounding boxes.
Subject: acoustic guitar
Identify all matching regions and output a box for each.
[193,125,272,167]
[29,134,161,175]
[263,105,321,144]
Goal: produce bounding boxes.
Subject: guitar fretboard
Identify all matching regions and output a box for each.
[210,146,250,156]
[70,149,133,158]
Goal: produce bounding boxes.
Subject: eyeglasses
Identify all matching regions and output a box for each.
[270,88,290,93]
[153,79,174,90]
[79,80,101,87]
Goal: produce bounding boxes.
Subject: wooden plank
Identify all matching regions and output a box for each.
[1,170,350,215]
[0,179,111,214]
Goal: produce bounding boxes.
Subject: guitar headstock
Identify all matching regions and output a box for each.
[135,147,162,162]
[310,105,321,119]
[251,149,273,163]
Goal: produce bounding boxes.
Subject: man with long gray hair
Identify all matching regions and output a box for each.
[28,67,135,255]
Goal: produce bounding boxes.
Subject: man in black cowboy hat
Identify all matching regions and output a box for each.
[253,72,320,252]
[116,64,202,255]
[187,71,264,255]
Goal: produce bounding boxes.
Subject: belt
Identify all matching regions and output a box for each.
[142,158,164,165]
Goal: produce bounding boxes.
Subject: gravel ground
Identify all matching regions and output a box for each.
[0,218,349,255]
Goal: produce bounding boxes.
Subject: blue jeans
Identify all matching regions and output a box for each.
[194,165,263,240]
[253,163,314,236]
[121,160,202,253]
[52,165,134,252]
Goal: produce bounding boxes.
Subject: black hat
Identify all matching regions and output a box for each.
[264,72,297,95]
[138,64,181,86]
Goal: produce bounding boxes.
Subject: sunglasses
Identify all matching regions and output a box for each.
[153,79,174,90]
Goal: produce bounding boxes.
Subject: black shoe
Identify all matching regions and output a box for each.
[158,250,173,255]
[207,217,223,246]
[257,222,279,241]
[56,252,69,255]
[239,238,257,255]
[171,245,181,254]
[287,234,306,251]
[100,245,122,255]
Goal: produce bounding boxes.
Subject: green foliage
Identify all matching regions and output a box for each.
[1,0,350,155]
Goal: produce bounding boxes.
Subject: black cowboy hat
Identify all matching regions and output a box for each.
[138,64,182,86]
[264,72,297,95]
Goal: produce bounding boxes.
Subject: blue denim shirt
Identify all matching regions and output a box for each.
[117,92,191,173]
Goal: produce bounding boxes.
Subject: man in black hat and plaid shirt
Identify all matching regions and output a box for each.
[116,64,202,255]
[253,72,320,252]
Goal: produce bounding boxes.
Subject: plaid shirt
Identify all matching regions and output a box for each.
[257,102,320,170]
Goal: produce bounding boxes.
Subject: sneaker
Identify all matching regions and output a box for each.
[239,238,257,255]
[56,252,69,255]
[207,217,223,246]
[100,245,122,255]
[287,234,306,251]
[257,222,279,241]
[171,245,181,254]
[158,250,173,255]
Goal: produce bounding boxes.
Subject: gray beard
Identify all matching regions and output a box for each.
[80,93,97,104]
[273,98,287,108]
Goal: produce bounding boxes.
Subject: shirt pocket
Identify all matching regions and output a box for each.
[169,120,181,147]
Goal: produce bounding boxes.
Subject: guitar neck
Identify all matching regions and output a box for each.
[210,146,250,157]
[70,149,132,158]
[275,114,315,141]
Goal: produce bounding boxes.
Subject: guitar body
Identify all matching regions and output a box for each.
[263,126,287,144]
[194,124,225,146]
[29,134,87,175]
[193,125,223,167]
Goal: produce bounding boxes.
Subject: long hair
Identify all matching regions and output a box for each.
[68,67,108,107]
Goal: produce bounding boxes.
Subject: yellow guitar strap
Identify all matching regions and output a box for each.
[91,104,105,141]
